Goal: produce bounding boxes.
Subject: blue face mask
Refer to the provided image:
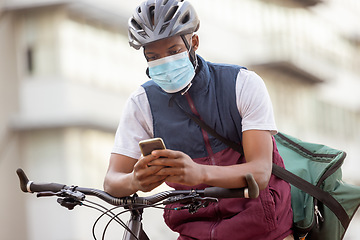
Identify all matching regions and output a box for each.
[148,51,195,93]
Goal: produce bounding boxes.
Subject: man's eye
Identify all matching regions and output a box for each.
[146,56,158,61]
[170,49,181,55]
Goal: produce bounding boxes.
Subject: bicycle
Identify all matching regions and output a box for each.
[16,168,259,240]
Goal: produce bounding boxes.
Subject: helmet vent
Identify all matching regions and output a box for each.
[149,6,155,21]
[139,31,148,38]
[131,19,142,30]
[181,13,190,24]
[137,7,141,13]
[164,6,178,22]
[162,0,169,5]
[159,23,170,34]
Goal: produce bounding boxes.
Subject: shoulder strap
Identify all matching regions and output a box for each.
[174,100,350,228]
[272,164,349,228]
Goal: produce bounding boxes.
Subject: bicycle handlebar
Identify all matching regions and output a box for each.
[16,168,259,206]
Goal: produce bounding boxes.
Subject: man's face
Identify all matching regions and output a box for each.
[143,35,198,62]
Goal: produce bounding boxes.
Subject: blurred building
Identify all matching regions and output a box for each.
[0,0,153,239]
[191,0,360,184]
[0,0,359,239]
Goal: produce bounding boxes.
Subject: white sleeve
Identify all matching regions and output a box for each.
[236,69,278,135]
[111,86,153,159]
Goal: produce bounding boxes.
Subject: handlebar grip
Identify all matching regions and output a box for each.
[29,182,66,193]
[16,168,65,193]
[16,168,30,193]
[203,174,259,199]
[245,173,259,199]
[203,187,247,198]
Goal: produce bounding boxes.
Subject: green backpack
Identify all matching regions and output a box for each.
[273,132,360,240]
[175,104,360,240]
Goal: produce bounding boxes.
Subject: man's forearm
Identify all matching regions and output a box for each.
[104,171,137,198]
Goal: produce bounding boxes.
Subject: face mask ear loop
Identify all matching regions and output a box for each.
[179,34,196,95]
[181,35,198,71]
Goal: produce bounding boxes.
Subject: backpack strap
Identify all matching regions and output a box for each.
[173,100,350,229]
[272,163,349,229]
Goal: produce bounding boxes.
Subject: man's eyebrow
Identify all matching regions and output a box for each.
[144,51,156,55]
[168,44,181,49]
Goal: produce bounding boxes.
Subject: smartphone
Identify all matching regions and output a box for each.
[139,138,166,156]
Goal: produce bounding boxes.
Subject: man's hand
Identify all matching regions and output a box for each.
[131,153,169,192]
[148,149,205,186]
[104,153,169,197]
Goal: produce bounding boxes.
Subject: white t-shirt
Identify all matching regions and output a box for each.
[112,69,277,159]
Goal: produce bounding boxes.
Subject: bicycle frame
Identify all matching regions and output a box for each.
[122,209,149,240]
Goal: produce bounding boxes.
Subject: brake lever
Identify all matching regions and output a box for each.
[36,188,85,201]
[57,197,82,210]
[168,195,218,214]
[37,191,60,198]
[174,197,218,214]
[163,190,219,204]
[36,187,86,210]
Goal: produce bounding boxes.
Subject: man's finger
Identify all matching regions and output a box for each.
[136,154,160,168]
[149,158,184,168]
[155,166,183,176]
[152,149,182,158]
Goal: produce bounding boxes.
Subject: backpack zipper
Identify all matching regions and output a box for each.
[313,152,344,229]
[314,202,324,228]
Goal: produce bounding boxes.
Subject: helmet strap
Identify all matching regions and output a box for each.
[181,35,198,71]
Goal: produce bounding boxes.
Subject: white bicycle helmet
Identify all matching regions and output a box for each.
[128,0,200,50]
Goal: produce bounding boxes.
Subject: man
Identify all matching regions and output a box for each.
[104,0,293,239]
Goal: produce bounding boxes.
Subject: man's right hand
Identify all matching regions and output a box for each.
[131,154,168,192]
[104,153,168,197]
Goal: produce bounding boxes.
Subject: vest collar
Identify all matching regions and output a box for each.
[187,55,210,96]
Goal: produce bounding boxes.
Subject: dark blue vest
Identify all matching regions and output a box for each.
[142,55,244,159]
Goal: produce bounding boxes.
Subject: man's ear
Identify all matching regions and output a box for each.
[191,34,199,51]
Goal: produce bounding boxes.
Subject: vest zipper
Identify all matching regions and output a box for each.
[184,93,216,165]
[184,93,219,239]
